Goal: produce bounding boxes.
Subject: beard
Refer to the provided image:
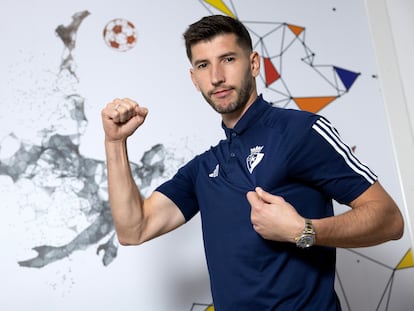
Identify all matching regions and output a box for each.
[201,67,254,115]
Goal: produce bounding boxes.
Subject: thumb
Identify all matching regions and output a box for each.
[136,106,149,117]
[246,189,262,206]
[246,191,259,205]
[131,106,149,127]
[254,187,281,204]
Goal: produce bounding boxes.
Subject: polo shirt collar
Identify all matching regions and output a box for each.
[222,94,270,139]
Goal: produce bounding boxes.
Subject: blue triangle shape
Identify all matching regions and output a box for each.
[334,66,360,90]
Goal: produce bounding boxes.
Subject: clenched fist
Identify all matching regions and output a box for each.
[101,98,148,142]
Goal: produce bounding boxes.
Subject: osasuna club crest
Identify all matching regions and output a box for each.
[246,145,264,174]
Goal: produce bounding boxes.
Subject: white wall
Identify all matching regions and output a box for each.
[0,1,412,310]
[365,0,414,250]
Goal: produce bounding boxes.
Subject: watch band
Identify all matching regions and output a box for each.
[303,218,314,235]
[295,218,316,248]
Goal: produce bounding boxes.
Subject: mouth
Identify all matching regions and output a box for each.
[211,88,233,98]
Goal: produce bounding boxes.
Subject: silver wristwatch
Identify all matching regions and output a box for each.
[295,218,315,248]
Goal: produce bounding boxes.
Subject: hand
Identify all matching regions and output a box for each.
[101,98,148,142]
[246,187,304,243]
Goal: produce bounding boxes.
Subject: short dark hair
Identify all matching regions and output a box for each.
[183,15,253,61]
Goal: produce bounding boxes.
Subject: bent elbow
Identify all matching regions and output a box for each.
[116,230,145,246]
[117,237,135,246]
[388,209,405,241]
[392,215,404,241]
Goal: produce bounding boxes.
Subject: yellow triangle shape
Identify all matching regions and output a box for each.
[203,0,236,18]
[396,249,414,270]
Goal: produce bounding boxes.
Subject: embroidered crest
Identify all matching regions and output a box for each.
[246,146,264,174]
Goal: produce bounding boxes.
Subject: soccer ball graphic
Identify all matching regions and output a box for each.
[103,18,137,52]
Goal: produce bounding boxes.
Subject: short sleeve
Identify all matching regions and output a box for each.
[155,157,200,221]
[287,116,377,204]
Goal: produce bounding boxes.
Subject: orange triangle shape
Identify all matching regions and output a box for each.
[263,57,280,86]
[288,24,305,37]
[293,96,336,113]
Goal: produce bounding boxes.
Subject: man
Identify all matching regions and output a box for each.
[101,15,404,310]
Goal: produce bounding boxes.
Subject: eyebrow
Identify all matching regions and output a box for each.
[193,51,238,67]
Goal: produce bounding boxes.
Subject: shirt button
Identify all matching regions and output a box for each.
[232,132,237,137]
[230,153,235,157]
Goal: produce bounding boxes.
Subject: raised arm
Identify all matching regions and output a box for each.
[247,181,404,248]
[101,98,185,246]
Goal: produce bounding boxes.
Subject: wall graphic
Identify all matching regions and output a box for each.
[202,0,361,114]
[0,10,182,270]
[0,1,412,311]
[103,18,137,52]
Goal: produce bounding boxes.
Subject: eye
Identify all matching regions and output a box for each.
[224,57,235,63]
[196,63,207,70]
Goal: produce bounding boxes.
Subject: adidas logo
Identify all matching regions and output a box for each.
[209,164,219,178]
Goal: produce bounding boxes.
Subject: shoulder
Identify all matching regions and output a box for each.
[177,143,223,173]
[261,105,321,137]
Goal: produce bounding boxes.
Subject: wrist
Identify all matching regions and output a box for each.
[104,138,129,162]
[105,136,127,145]
[292,217,305,243]
[294,218,316,248]
[105,137,128,153]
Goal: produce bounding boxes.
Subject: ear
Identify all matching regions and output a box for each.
[190,68,200,91]
[250,51,261,77]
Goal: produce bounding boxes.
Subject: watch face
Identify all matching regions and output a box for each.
[297,235,314,248]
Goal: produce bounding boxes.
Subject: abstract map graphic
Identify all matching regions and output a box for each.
[336,248,414,311]
[196,1,413,310]
[200,0,360,113]
[0,11,182,269]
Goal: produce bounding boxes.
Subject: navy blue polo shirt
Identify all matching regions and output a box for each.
[156,95,376,310]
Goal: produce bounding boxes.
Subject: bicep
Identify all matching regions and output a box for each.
[140,191,186,243]
[348,181,401,223]
[348,181,404,242]
[349,181,394,210]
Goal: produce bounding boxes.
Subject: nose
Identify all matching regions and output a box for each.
[211,63,225,86]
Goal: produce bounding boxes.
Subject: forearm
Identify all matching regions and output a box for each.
[105,139,145,245]
[313,209,383,248]
[312,184,404,248]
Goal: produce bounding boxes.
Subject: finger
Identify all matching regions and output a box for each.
[102,99,124,121]
[102,102,120,121]
[246,190,262,207]
[121,97,138,106]
[112,98,126,110]
[111,99,138,123]
[135,106,149,118]
[111,98,136,112]
[120,98,146,118]
[255,187,283,204]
